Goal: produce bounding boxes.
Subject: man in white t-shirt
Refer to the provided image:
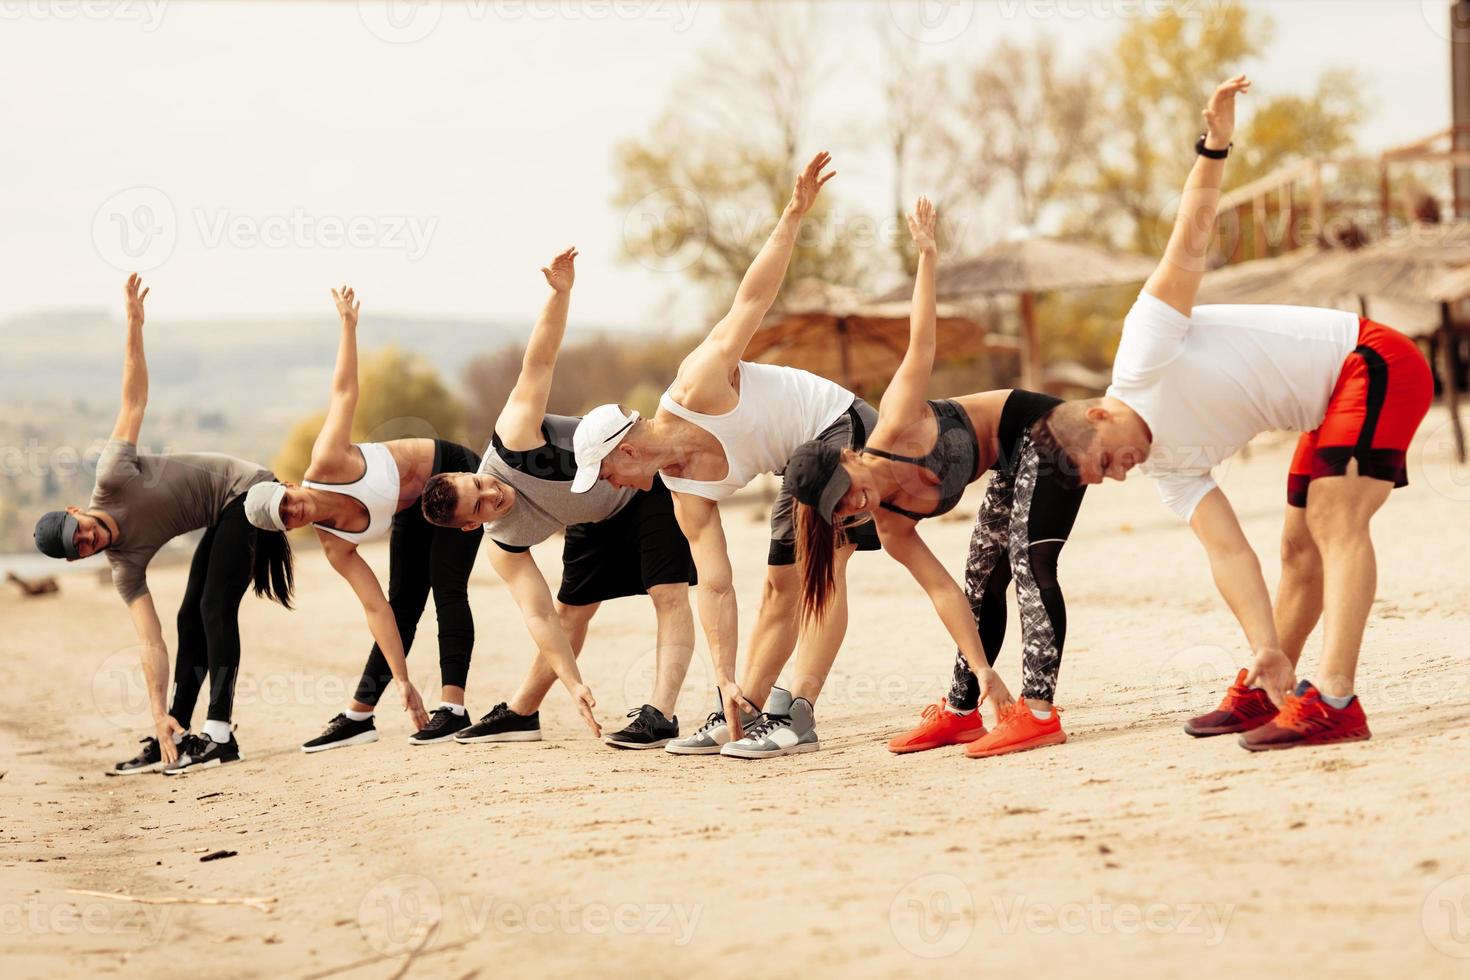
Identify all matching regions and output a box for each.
[1029,76,1433,752]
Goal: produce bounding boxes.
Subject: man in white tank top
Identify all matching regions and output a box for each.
[572,153,880,760]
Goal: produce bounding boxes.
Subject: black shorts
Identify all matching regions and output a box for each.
[768,398,883,566]
[557,477,697,606]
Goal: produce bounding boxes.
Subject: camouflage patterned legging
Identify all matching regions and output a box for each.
[946,435,1087,707]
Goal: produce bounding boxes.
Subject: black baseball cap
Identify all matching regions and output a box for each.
[33,510,81,560]
[784,440,851,525]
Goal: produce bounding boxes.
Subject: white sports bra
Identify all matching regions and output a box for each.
[302,442,402,545]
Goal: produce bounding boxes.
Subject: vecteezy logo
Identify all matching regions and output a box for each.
[92,187,177,272]
[358,0,443,44]
[889,0,975,45]
[889,873,974,958]
[358,874,442,955]
[1422,874,1470,959]
[621,187,709,274]
[1416,417,1470,503]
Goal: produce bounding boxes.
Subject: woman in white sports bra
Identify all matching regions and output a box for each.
[245,286,487,753]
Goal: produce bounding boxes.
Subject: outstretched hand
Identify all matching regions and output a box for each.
[1244,648,1295,708]
[572,683,600,737]
[331,285,360,328]
[907,196,937,252]
[1203,75,1251,149]
[788,151,835,217]
[719,678,757,741]
[541,247,578,294]
[125,273,149,327]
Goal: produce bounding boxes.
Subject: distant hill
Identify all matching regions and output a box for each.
[1,308,554,422]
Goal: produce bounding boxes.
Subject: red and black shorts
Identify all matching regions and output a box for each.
[1287,318,1433,508]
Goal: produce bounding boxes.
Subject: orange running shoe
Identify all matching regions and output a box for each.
[1184,669,1278,737]
[1238,681,1370,752]
[964,699,1066,758]
[887,702,986,754]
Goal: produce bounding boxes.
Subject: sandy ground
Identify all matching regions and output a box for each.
[3,408,1470,979]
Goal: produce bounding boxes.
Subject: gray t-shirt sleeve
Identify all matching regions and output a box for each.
[108,550,153,604]
[95,439,141,495]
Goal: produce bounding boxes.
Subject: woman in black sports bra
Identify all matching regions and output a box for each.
[785,197,1088,760]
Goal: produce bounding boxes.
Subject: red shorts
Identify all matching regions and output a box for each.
[1287,318,1433,508]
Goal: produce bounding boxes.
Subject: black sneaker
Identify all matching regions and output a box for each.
[409,706,471,745]
[108,736,165,776]
[604,704,679,750]
[453,702,541,744]
[162,733,243,775]
[301,713,380,753]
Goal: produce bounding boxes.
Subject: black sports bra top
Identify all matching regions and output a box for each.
[864,399,980,522]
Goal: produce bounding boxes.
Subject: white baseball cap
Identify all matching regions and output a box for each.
[244,481,289,531]
[571,405,640,493]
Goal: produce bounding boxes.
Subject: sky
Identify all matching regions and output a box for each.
[0,0,1457,332]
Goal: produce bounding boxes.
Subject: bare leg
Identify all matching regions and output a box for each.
[788,545,855,705]
[738,564,801,709]
[1303,474,1393,698]
[647,584,696,717]
[1275,505,1324,668]
[507,601,600,715]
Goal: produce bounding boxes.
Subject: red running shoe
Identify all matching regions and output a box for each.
[964,699,1066,758]
[1184,669,1278,737]
[1239,682,1370,752]
[887,702,986,754]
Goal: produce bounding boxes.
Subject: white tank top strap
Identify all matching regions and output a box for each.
[302,442,402,544]
[657,362,855,501]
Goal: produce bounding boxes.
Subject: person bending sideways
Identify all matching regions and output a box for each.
[32,275,295,776]
[572,151,886,760]
[418,248,696,749]
[1030,76,1432,751]
[244,286,486,752]
[783,198,1088,760]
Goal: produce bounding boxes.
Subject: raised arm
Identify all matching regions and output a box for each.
[485,545,600,735]
[875,513,1016,713]
[671,492,756,738]
[312,286,362,462]
[696,152,835,367]
[109,274,150,444]
[1143,75,1250,317]
[877,197,938,429]
[495,248,578,450]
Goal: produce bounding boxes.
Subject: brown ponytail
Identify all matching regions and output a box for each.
[795,501,844,626]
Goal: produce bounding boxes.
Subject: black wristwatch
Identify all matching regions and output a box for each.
[1196,135,1231,159]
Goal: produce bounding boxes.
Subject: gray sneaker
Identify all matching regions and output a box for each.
[665,687,791,755]
[720,696,819,759]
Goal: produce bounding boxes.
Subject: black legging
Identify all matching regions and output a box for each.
[169,494,254,725]
[352,441,483,706]
[947,435,1086,707]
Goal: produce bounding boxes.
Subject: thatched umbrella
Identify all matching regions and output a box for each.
[1196,246,1356,307]
[745,278,996,398]
[876,237,1156,390]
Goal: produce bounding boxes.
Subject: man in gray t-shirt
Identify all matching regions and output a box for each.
[32,275,293,777]
[89,439,271,604]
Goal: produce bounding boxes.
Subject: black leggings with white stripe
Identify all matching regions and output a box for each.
[946,435,1087,707]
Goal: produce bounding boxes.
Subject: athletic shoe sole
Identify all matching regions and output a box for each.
[1238,728,1371,752]
[162,755,244,776]
[453,730,542,744]
[604,736,674,750]
[888,731,986,754]
[408,730,469,745]
[720,741,820,760]
[107,762,167,776]
[664,742,724,755]
[966,730,1067,759]
[301,730,380,753]
[1184,718,1275,737]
